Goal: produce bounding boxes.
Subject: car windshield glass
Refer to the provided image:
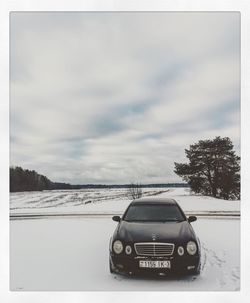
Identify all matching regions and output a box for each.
[124,204,185,222]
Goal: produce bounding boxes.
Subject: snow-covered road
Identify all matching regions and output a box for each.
[10,216,240,291]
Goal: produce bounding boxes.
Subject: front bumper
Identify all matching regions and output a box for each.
[110,253,200,275]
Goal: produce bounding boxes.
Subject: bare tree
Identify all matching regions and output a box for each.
[127,183,143,200]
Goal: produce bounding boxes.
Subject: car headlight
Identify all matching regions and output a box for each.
[186,241,197,255]
[113,240,123,254]
[177,246,184,256]
[125,245,132,255]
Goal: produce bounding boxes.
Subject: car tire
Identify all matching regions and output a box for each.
[197,265,201,275]
[193,262,201,275]
[109,258,114,274]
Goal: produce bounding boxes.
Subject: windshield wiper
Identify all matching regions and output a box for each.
[124,219,184,222]
[124,219,147,222]
[151,219,185,222]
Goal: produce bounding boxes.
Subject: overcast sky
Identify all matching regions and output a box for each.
[10,12,240,184]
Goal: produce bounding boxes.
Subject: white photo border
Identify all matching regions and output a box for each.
[1,0,249,302]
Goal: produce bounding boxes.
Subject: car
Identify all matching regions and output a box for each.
[109,197,201,276]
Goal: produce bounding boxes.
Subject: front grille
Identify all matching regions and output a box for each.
[134,242,175,256]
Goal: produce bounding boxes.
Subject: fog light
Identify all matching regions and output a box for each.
[125,245,132,255]
[187,265,195,270]
[178,246,184,256]
[117,264,124,269]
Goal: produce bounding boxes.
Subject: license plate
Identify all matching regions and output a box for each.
[139,260,171,268]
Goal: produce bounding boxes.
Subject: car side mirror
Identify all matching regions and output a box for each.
[188,216,197,223]
[112,216,121,222]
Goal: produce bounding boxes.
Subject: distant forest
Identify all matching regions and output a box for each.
[9,166,188,192]
[10,166,72,192]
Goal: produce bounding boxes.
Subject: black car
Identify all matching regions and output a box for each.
[109,197,201,275]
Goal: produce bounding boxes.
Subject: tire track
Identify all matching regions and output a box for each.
[200,241,240,289]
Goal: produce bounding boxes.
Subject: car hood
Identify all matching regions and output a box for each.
[115,220,196,243]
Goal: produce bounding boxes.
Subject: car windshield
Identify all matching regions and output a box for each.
[123,204,185,222]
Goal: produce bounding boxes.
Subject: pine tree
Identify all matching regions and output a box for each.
[174,137,240,200]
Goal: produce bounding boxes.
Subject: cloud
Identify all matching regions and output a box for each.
[10,12,240,184]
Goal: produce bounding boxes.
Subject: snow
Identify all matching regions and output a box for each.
[10,187,240,215]
[9,188,240,291]
[10,216,240,291]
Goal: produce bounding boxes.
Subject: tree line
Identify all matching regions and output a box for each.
[10,166,72,192]
[9,166,189,192]
[10,166,188,193]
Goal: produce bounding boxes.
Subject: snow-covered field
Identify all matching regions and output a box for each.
[10,188,240,291]
[10,187,240,215]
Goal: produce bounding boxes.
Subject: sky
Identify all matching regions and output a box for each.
[10,12,240,184]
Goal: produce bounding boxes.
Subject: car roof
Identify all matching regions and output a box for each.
[131,197,177,205]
